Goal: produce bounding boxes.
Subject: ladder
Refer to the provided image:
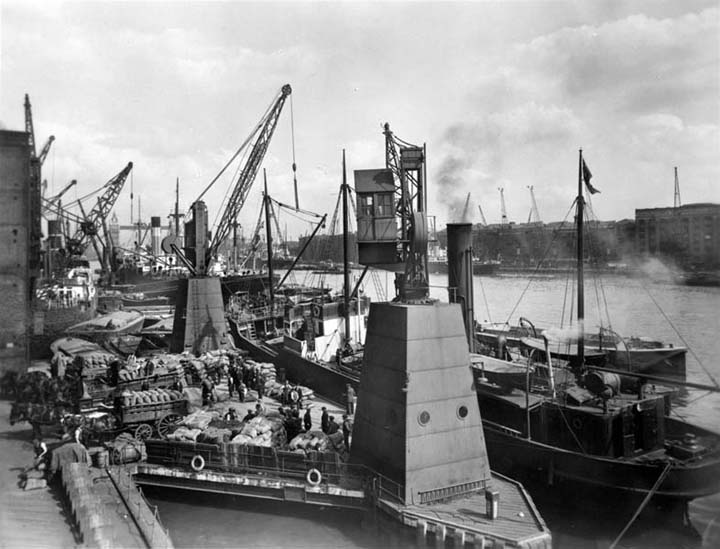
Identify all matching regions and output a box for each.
[246,322,257,341]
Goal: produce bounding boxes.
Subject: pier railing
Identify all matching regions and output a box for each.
[145,439,371,490]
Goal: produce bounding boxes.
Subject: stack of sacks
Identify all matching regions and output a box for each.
[196,426,233,444]
[182,409,219,430]
[266,382,315,401]
[198,351,228,378]
[288,430,331,453]
[166,426,203,442]
[230,415,286,448]
[119,389,185,406]
[185,359,207,379]
[244,359,277,392]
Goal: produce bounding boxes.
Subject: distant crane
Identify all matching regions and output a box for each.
[42,162,134,273]
[527,185,541,224]
[498,187,508,225]
[674,167,682,208]
[42,179,77,216]
[477,203,487,226]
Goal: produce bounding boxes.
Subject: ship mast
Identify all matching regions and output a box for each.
[576,149,585,367]
[342,150,351,349]
[263,169,274,305]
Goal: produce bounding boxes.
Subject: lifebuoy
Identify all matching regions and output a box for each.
[290,389,299,403]
[306,468,322,486]
[571,417,583,431]
[191,455,205,472]
[312,304,321,318]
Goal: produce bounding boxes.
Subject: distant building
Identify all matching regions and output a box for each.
[635,203,720,268]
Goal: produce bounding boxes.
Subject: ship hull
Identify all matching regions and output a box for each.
[229,321,358,405]
[111,273,273,305]
[481,422,720,501]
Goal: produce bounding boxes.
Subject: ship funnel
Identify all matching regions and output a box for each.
[151,216,162,256]
[447,223,474,351]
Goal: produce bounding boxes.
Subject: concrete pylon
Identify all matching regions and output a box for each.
[350,301,492,505]
[170,277,232,355]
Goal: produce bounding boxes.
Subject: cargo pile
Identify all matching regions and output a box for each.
[119,389,185,406]
[116,360,183,381]
[288,430,332,452]
[230,414,286,448]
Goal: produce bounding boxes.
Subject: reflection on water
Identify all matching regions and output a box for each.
[149,273,720,548]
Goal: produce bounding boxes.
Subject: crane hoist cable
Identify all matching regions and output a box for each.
[290,94,299,209]
[195,91,280,205]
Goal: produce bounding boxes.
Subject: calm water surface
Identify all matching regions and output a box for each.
[149,271,720,548]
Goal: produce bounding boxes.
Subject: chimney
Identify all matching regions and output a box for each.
[151,216,162,256]
[447,223,474,351]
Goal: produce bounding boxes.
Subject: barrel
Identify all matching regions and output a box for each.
[93,449,109,468]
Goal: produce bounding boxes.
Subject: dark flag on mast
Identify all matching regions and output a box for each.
[582,158,600,194]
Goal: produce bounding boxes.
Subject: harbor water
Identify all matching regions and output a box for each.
[147,271,720,548]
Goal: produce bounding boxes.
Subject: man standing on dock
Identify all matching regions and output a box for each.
[345,384,356,415]
[321,407,329,434]
[342,414,352,450]
[303,406,312,432]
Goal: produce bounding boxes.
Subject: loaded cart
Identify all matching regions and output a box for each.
[116,390,189,441]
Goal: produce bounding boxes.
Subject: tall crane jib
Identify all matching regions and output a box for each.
[24,94,55,275]
[66,162,134,264]
[183,84,292,275]
[354,123,429,302]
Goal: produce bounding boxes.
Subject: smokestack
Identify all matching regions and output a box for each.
[447,223,474,351]
[151,216,162,256]
[47,219,63,250]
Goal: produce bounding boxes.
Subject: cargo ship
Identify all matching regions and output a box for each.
[30,257,98,359]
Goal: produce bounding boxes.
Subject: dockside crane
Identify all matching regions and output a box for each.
[179,84,292,276]
[43,162,134,272]
[24,94,55,277]
[42,179,77,216]
[498,187,508,225]
[527,185,541,224]
[477,203,488,226]
[354,123,428,302]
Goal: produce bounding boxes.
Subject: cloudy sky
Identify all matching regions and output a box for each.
[1,0,718,244]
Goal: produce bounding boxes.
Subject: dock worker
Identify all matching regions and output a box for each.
[290,385,302,409]
[321,407,330,434]
[342,414,353,450]
[303,406,312,432]
[223,408,238,422]
[281,380,291,405]
[345,383,356,415]
[256,371,266,401]
[31,438,48,471]
[237,380,246,402]
[327,415,340,435]
[201,376,215,406]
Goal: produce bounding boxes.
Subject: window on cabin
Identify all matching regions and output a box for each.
[376,193,393,217]
[360,195,374,217]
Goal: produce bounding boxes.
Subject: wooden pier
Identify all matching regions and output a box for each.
[377,472,551,548]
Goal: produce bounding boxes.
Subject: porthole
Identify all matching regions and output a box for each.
[457,405,469,420]
[418,410,430,426]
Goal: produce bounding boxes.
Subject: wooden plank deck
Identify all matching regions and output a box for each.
[0,399,78,549]
[378,472,551,548]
